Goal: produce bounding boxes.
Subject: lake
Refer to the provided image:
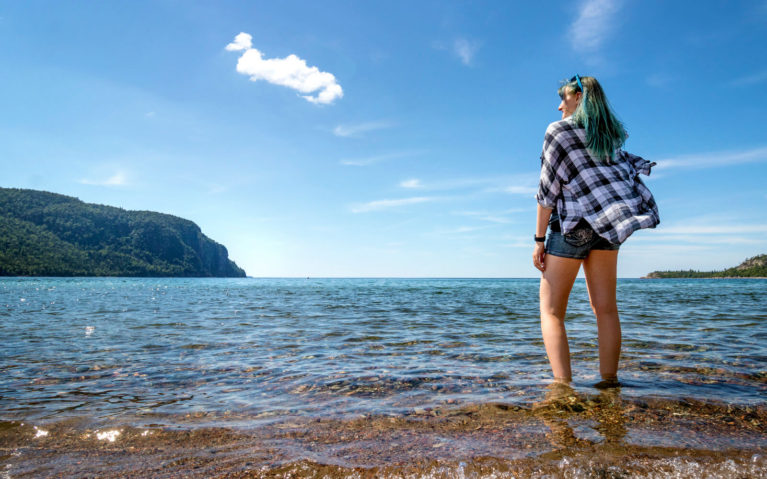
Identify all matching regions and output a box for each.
[1,277,765,477]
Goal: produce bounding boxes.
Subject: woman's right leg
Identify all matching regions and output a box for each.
[540,255,582,381]
[582,249,621,381]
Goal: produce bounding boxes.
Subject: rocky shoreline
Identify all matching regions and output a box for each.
[3,390,765,478]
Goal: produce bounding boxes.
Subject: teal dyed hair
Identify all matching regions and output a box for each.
[558,76,627,163]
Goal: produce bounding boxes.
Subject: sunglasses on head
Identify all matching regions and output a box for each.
[570,74,583,92]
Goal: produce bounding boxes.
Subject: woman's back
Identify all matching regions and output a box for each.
[537,116,659,245]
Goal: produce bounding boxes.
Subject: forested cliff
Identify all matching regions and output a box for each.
[0,188,246,277]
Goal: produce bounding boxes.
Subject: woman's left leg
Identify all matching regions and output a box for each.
[582,250,621,380]
[540,255,582,381]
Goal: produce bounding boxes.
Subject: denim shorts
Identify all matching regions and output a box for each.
[546,213,619,260]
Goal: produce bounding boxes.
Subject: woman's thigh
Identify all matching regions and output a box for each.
[582,250,619,313]
[540,255,582,317]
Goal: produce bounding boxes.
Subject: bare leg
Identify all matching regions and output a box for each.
[539,255,582,382]
[583,249,621,381]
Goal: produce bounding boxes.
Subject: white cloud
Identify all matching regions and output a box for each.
[225,32,253,51]
[653,235,763,245]
[340,150,422,167]
[729,69,767,87]
[453,38,479,66]
[655,146,767,171]
[396,174,538,193]
[431,225,491,235]
[351,196,437,213]
[333,121,392,138]
[432,38,480,66]
[452,208,525,225]
[569,0,622,52]
[400,178,422,188]
[655,224,767,235]
[504,185,538,195]
[78,171,129,187]
[227,32,343,105]
[473,215,511,224]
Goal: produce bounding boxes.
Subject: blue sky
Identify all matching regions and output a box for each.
[2,0,767,277]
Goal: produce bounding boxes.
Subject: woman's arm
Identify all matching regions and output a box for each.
[536,204,553,238]
[533,204,553,272]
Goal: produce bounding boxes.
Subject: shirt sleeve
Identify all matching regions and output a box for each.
[535,125,563,209]
[620,149,656,176]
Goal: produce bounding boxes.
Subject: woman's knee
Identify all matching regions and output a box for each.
[590,301,618,318]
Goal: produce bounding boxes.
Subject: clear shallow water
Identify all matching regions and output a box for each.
[1,277,765,426]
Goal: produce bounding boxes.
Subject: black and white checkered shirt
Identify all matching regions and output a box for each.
[536,118,660,245]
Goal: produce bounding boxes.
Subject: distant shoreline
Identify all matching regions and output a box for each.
[641,276,767,279]
[643,254,766,279]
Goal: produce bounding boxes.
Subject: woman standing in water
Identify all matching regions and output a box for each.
[533,75,659,386]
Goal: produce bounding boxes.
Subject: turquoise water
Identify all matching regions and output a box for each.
[1,277,765,426]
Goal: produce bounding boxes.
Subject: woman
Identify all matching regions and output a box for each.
[533,75,659,386]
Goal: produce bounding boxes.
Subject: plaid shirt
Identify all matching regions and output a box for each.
[536,118,660,245]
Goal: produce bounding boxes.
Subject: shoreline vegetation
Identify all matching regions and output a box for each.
[0,187,245,277]
[642,254,767,279]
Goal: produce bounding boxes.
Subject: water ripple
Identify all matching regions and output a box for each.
[1,277,765,425]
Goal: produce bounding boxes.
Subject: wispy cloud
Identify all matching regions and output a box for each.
[500,235,535,248]
[400,178,423,188]
[427,225,495,236]
[656,224,767,235]
[453,38,479,66]
[340,150,422,167]
[351,196,437,213]
[206,183,229,194]
[646,73,673,88]
[78,170,129,187]
[568,0,622,53]
[333,121,392,138]
[226,32,343,105]
[729,69,767,87]
[432,37,480,66]
[643,235,763,245]
[504,185,538,195]
[395,174,538,193]
[655,146,767,171]
[452,208,525,224]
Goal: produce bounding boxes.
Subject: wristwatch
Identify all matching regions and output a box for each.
[534,235,546,243]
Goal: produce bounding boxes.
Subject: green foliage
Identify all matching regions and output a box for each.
[0,187,246,277]
[645,255,767,278]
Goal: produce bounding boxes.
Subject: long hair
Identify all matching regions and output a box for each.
[558,76,627,163]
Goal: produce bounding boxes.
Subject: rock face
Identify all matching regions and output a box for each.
[736,255,767,271]
[0,187,246,277]
[643,254,767,279]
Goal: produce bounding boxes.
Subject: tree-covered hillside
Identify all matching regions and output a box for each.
[644,254,767,278]
[0,188,246,277]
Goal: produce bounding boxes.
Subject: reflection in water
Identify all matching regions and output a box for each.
[591,388,628,444]
[534,382,627,449]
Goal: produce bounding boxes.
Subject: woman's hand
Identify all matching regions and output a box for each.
[533,242,546,272]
